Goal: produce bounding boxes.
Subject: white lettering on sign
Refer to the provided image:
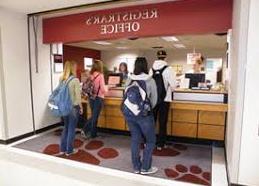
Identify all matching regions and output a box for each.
[85,9,158,35]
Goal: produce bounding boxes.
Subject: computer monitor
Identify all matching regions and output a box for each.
[185,73,206,89]
[108,73,123,87]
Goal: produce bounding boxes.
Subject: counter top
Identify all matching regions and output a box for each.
[82,97,228,112]
[174,88,228,94]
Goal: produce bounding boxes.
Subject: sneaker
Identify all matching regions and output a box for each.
[81,130,91,139]
[157,144,167,151]
[133,170,140,174]
[140,167,158,175]
[56,151,65,156]
[66,149,78,156]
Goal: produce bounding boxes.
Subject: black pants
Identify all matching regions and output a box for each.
[153,102,170,147]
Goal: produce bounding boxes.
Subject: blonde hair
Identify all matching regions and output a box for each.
[61,61,77,81]
[90,59,103,74]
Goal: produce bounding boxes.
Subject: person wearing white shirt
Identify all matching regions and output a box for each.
[149,50,176,150]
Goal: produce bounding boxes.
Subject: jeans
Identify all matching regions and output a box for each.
[83,97,103,138]
[154,101,170,147]
[125,114,156,171]
[60,106,80,154]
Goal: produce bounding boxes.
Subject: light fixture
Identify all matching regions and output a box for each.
[116,46,128,49]
[93,41,112,45]
[174,43,186,48]
[161,36,179,42]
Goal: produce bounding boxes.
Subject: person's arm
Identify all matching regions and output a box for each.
[74,78,83,114]
[99,74,107,94]
[166,67,177,91]
[148,79,158,108]
[149,68,153,76]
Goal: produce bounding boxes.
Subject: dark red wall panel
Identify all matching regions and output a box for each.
[63,45,101,77]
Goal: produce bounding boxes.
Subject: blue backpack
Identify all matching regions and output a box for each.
[48,76,74,117]
[121,80,152,117]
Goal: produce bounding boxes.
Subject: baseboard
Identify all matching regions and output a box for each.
[0,122,62,145]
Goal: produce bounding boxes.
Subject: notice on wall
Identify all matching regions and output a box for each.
[84,57,93,70]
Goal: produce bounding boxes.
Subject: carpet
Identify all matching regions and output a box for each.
[14,128,212,185]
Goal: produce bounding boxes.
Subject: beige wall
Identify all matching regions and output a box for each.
[101,48,226,80]
[0,8,33,139]
[237,0,259,184]
[225,0,250,184]
[28,16,61,130]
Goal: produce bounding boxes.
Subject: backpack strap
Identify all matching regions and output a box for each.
[93,73,101,98]
[65,76,75,85]
[92,73,100,81]
[152,65,168,74]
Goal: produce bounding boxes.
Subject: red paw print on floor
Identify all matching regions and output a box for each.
[152,144,188,157]
[43,138,119,165]
[164,164,211,185]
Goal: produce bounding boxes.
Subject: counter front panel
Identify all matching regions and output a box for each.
[84,97,228,141]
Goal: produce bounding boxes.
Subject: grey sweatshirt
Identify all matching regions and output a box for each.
[126,73,158,108]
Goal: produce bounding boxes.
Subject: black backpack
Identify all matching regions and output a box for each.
[152,66,168,105]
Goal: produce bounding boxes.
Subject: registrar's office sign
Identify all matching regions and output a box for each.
[43,0,233,44]
[85,9,158,35]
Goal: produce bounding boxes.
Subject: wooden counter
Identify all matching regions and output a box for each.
[83,97,228,141]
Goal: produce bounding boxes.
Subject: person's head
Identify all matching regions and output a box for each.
[90,59,103,74]
[133,57,148,75]
[193,56,204,73]
[61,61,77,81]
[157,50,167,60]
[81,70,90,83]
[119,62,128,74]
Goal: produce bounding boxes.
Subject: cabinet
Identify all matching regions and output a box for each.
[171,101,227,141]
[84,98,228,141]
[198,111,226,140]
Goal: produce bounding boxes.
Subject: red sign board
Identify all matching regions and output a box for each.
[43,0,233,44]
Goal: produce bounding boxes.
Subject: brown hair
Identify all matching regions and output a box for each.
[90,59,103,74]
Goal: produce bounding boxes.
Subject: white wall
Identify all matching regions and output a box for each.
[28,16,60,130]
[0,28,7,140]
[0,8,33,139]
[237,0,259,185]
[225,0,250,184]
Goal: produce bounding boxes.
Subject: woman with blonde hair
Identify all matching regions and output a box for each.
[82,59,106,139]
[60,61,82,156]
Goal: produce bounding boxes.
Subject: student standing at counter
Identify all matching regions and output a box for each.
[60,61,83,156]
[122,57,158,175]
[150,50,176,150]
[82,60,106,138]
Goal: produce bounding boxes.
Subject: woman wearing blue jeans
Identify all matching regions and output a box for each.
[124,57,158,175]
[60,61,83,156]
[82,60,106,138]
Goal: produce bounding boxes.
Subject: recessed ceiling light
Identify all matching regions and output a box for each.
[116,46,129,49]
[93,41,112,45]
[161,36,179,42]
[174,43,186,48]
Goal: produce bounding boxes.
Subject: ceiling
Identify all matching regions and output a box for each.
[0,0,108,14]
[0,0,176,15]
[67,34,227,52]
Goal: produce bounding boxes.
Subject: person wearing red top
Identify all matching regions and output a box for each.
[82,60,106,138]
